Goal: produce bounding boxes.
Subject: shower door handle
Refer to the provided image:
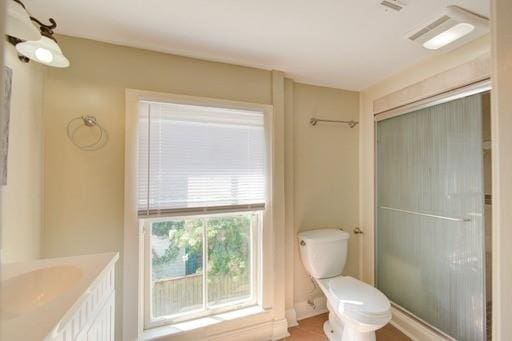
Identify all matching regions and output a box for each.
[379,206,471,222]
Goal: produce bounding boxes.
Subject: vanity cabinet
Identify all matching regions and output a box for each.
[47,259,117,341]
[86,292,115,341]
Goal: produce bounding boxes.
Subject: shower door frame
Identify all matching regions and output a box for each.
[373,79,492,340]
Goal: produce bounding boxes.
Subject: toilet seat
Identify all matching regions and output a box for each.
[328,276,391,326]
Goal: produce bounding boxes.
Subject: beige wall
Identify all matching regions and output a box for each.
[42,36,274,254]
[42,35,360,335]
[491,0,512,339]
[42,35,272,339]
[42,35,273,260]
[292,83,359,305]
[359,35,491,283]
[1,44,44,262]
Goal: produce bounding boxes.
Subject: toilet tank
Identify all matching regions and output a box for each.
[298,229,350,279]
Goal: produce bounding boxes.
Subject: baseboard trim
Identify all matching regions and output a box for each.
[285,308,298,327]
[294,296,328,321]
[390,306,450,341]
[208,321,272,341]
[271,318,290,340]
[208,318,289,341]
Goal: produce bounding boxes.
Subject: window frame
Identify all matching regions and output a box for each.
[124,89,275,338]
[142,211,262,329]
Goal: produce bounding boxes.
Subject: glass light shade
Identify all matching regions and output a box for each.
[16,36,70,68]
[423,23,475,50]
[6,0,41,41]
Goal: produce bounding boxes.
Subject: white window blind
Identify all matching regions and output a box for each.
[138,100,266,217]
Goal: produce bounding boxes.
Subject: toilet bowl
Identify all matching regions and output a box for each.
[318,276,391,341]
[298,229,391,341]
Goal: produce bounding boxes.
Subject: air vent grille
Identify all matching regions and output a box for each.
[380,0,405,12]
[408,15,451,41]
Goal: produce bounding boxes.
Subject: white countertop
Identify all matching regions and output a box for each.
[1,252,118,341]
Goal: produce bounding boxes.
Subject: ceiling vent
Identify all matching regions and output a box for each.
[380,0,407,12]
[407,6,489,50]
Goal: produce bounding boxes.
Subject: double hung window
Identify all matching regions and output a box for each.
[137,100,267,327]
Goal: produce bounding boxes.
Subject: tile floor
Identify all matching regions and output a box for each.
[283,313,411,341]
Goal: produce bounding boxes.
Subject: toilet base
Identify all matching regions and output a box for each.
[323,320,340,341]
[322,308,377,341]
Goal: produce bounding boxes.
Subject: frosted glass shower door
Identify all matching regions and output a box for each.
[376,93,485,340]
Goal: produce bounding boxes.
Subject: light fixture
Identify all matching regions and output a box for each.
[5,0,41,41]
[5,0,70,68]
[423,23,475,50]
[406,6,489,51]
[16,36,70,68]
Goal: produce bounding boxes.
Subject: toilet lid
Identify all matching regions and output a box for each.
[329,276,390,317]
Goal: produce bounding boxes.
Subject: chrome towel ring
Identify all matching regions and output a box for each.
[66,115,108,151]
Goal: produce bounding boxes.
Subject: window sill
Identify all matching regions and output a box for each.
[141,306,270,340]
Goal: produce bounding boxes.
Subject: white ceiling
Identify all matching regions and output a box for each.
[25,0,489,90]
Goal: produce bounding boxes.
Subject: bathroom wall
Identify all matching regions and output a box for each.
[41,35,360,336]
[1,44,44,262]
[292,83,359,307]
[490,0,512,338]
[42,36,274,257]
[42,35,273,339]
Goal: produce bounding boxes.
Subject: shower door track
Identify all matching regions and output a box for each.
[374,79,491,122]
[390,302,457,341]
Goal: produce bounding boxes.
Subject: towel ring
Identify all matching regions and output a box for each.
[66,115,108,151]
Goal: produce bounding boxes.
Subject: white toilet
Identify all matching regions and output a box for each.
[298,229,391,341]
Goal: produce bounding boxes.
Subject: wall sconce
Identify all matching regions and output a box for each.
[6,0,70,68]
[5,0,41,41]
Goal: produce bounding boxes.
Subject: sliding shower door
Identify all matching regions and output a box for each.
[376,92,486,340]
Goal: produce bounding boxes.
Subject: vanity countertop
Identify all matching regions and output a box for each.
[1,252,118,341]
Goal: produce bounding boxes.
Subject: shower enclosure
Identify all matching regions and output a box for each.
[375,82,491,341]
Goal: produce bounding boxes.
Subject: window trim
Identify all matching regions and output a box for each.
[142,211,262,329]
[123,89,274,340]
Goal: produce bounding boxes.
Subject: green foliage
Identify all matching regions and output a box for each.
[152,215,251,280]
[207,215,250,279]
[152,219,203,267]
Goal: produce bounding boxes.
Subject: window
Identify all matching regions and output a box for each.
[137,100,267,328]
